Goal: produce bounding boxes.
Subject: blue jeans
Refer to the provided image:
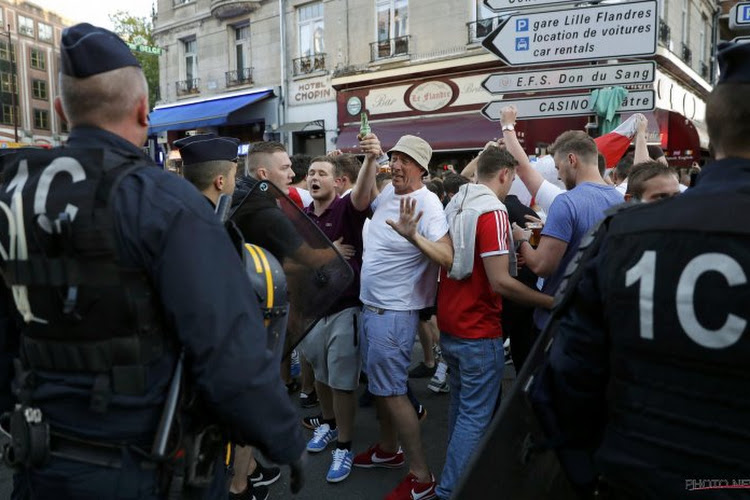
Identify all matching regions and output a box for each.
[435,333,504,499]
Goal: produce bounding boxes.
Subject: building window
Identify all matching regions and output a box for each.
[38,23,52,43]
[0,40,15,62]
[470,0,501,41]
[31,49,45,70]
[18,15,34,38]
[1,73,17,94]
[184,38,197,81]
[235,24,249,73]
[32,79,47,100]
[0,8,4,27]
[2,104,16,126]
[177,38,199,95]
[298,2,324,57]
[374,0,408,59]
[34,109,49,129]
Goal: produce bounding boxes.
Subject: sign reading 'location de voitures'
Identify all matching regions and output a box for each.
[482,0,658,66]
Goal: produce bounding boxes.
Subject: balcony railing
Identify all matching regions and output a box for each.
[226,67,254,87]
[176,78,200,96]
[658,19,671,47]
[467,16,504,43]
[370,36,410,61]
[681,43,692,66]
[700,61,709,79]
[293,53,326,76]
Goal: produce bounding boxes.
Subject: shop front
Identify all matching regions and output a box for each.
[333,69,588,172]
[283,75,338,156]
[148,87,280,155]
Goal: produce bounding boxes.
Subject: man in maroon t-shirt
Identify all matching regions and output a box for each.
[434,147,553,499]
[298,137,379,483]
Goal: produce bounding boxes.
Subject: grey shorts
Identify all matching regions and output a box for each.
[299,306,361,391]
[360,306,418,397]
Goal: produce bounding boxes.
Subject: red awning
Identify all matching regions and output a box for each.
[665,110,701,167]
[336,114,502,153]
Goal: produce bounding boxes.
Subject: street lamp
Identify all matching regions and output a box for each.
[1,24,18,143]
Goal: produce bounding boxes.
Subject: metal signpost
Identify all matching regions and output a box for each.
[481,90,656,120]
[482,61,656,93]
[481,0,658,66]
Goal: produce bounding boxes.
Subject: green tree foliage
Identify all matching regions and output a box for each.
[110,11,160,110]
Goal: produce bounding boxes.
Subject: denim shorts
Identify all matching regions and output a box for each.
[360,306,418,397]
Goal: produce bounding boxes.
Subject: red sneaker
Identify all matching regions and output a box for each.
[352,444,405,469]
[385,473,437,500]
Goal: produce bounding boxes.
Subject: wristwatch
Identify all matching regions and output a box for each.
[502,123,515,132]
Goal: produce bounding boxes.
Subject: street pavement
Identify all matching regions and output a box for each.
[0,343,516,499]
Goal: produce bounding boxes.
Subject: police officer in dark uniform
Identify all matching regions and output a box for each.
[0,23,304,499]
[173,134,240,210]
[535,42,750,499]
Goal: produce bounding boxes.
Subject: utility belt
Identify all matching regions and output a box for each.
[0,403,227,491]
[0,404,154,470]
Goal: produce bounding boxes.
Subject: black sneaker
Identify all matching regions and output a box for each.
[229,483,269,500]
[300,390,319,409]
[408,362,437,379]
[302,413,324,430]
[249,463,281,487]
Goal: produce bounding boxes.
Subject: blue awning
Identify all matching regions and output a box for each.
[148,90,273,134]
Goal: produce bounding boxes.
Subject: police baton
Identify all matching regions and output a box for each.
[151,350,184,459]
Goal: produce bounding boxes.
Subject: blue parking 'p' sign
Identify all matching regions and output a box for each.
[516,18,529,32]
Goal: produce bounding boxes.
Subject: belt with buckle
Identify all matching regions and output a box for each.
[363,305,387,315]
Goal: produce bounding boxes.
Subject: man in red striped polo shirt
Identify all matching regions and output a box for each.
[434,147,553,499]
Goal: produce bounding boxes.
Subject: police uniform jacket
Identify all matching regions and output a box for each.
[0,126,304,464]
[542,158,750,498]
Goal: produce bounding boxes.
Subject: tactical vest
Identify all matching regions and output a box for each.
[0,148,166,406]
[600,194,750,476]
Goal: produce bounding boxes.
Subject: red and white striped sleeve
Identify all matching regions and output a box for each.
[477,210,510,258]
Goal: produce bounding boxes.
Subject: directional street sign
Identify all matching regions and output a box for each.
[484,0,579,12]
[730,2,750,30]
[482,0,658,66]
[481,90,656,121]
[482,62,656,94]
[127,42,162,55]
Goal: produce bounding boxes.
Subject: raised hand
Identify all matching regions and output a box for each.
[386,197,423,242]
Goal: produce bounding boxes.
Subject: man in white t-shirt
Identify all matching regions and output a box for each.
[353,135,452,500]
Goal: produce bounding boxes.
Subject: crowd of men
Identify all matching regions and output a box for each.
[0,20,748,500]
